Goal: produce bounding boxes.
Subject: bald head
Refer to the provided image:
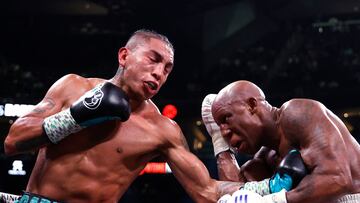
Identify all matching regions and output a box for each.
[214,80,265,107]
[210,81,268,154]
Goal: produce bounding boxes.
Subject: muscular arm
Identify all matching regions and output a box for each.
[161,122,242,202]
[217,151,245,182]
[4,74,78,155]
[282,101,352,203]
[217,146,278,182]
[240,147,278,182]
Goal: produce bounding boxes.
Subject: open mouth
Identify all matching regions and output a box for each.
[145,81,158,91]
[236,141,246,152]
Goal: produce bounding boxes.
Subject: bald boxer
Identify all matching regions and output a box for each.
[3,29,242,203]
[203,94,307,198]
[209,80,360,203]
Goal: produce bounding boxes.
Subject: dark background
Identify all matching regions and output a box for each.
[0,0,360,202]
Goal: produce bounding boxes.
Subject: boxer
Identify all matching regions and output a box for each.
[4,29,242,203]
[207,80,360,203]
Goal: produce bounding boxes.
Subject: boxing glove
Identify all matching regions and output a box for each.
[201,94,232,156]
[217,194,231,203]
[269,149,307,193]
[240,149,307,195]
[231,189,263,203]
[43,82,130,143]
[261,189,287,203]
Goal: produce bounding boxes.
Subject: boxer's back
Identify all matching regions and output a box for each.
[26,77,173,202]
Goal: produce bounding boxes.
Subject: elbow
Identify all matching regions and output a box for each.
[332,169,353,194]
[194,180,218,203]
[4,136,17,156]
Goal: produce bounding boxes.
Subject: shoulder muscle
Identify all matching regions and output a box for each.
[27,74,88,118]
[279,99,326,146]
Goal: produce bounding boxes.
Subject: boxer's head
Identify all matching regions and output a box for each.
[117,29,174,101]
[212,80,266,154]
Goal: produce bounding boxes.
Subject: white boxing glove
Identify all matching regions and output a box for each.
[231,189,263,203]
[201,94,231,156]
[261,189,287,203]
[217,194,232,203]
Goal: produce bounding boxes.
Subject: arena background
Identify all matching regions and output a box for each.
[0,0,360,202]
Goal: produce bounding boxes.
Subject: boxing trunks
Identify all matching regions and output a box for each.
[15,191,63,203]
[337,193,360,203]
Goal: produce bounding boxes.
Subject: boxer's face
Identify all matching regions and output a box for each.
[119,38,174,100]
[212,98,261,155]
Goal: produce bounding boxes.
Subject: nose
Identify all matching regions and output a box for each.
[151,64,164,81]
[219,124,232,139]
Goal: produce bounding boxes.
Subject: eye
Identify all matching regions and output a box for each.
[149,56,157,63]
[219,116,227,124]
[164,64,173,74]
[222,113,232,124]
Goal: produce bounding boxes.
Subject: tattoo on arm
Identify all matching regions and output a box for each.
[217,181,243,197]
[32,97,56,114]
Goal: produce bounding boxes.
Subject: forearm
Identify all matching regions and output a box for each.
[4,117,50,155]
[216,180,243,198]
[168,153,218,202]
[286,173,351,203]
[217,151,246,182]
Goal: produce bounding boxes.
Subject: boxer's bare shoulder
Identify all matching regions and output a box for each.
[139,100,187,150]
[278,99,328,144]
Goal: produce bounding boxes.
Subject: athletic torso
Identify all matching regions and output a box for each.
[26,77,173,202]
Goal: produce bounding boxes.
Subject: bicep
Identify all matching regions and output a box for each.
[163,129,211,187]
[5,75,77,154]
[161,125,219,201]
[25,74,80,118]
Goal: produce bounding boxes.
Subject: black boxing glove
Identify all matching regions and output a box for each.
[43,82,130,143]
[269,149,308,193]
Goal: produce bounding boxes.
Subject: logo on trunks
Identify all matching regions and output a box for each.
[234,194,248,203]
[83,84,104,110]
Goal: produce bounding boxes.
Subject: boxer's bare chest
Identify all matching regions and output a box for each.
[113,114,165,159]
[45,110,165,168]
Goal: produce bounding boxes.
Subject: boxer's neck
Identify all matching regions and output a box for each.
[109,72,145,111]
[261,103,281,150]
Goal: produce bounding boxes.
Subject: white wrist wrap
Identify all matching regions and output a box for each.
[43,108,83,144]
[201,94,231,156]
[241,178,271,196]
[262,189,287,203]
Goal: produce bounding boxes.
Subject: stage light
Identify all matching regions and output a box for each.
[162,104,178,119]
[139,162,172,175]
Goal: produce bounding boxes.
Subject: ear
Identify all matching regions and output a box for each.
[118,47,128,67]
[247,97,258,114]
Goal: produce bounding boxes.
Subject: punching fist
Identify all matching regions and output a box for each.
[261,190,287,203]
[217,190,263,203]
[269,149,307,193]
[43,82,130,143]
[201,94,232,156]
[240,149,307,196]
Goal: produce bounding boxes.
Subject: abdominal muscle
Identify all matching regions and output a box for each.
[26,148,142,202]
[25,122,160,203]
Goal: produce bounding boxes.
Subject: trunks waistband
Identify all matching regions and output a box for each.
[337,193,360,203]
[15,191,63,203]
